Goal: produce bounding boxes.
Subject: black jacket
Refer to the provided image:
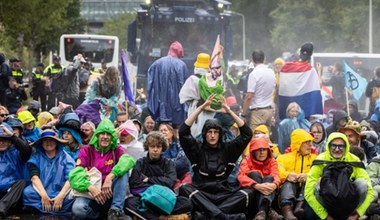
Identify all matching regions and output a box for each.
[179,122,252,193]
[129,155,177,191]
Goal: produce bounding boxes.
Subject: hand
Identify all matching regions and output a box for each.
[325,215,334,220]
[88,185,107,205]
[287,173,298,183]
[41,195,52,212]
[347,212,359,220]
[201,94,216,111]
[316,62,322,72]
[143,177,149,183]
[102,175,114,200]
[0,124,14,136]
[51,195,64,211]
[253,183,275,196]
[218,97,232,114]
[297,173,308,183]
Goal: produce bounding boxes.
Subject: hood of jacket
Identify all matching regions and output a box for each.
[325,132,350,161]
[89,119,118,153]
[167,41,184,58]
[201,118,223,147]
[290,129,314,152]
[254,125,269,137]
[332,110,348,127]
[249,138,273,159]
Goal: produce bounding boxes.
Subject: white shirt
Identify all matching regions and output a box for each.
[247,64,276,109]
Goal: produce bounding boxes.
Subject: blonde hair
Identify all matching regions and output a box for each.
[286,102,299,114]
[0,105,9,114]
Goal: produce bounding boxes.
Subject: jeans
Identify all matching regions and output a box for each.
[72,173,129,219]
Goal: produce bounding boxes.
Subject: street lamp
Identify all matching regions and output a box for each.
[226,10,246,60]
[369,0,373,53]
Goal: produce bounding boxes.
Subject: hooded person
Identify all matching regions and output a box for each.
[252,124,281,158]
[117,120,145,160]
[147,41,188,129]
[22,129,75,215]
[18,110,42,143]
[277,102,311,153]
[36,111,54,129]
[178,94,253,219]
[69,118,136,219]
[56,113,83,161]
[238,138,283,220]
[304,132,374,220]
[309,121,327,154]
[276,129,316,220]
[325,109,348,136]
[0,122,32,217]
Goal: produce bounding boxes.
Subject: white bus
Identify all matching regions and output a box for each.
[59,34,119,69]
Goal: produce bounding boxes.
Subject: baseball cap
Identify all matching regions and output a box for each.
[299,42,313,61]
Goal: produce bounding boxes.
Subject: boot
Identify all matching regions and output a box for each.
[268,209,284,220]
[293,201,304,219]
[253,210,266,220]
[281,205,297,220]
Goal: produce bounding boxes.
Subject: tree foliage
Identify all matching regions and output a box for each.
[0,0,85,71]
[98,13,136,50]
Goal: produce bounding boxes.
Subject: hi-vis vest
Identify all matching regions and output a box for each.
[11,70,23,77]
[33,71,43,79]
[44,64,63,75]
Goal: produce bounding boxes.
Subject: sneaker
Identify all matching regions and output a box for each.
[107,209,121,220]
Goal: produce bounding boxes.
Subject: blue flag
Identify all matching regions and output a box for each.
[121,51,135,106]
[343,61,368,100]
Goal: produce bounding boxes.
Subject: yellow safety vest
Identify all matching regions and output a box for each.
[44,64,63,75]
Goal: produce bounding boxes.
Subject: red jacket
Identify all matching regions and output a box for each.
[238,138,281,188]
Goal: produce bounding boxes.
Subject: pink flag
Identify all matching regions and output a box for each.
[208,35,224,86]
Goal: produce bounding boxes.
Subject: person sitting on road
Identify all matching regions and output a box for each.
[125,131,192,219]
[238,138,283,220]
[304,132,374,220]
[0,123,32,217]
[276,128,316,220]
[18,110,42,143]
[178,94,253,219]
[23,129,75,215]
[69,119,135,219]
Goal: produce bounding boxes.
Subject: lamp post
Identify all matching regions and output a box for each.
[226,10,246,60]
[369,0,373,53]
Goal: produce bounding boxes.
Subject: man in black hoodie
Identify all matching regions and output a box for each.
[325,110,348,136]
[179,95,253,220]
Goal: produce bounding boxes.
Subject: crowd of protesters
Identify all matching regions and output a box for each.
[2,40,380,220]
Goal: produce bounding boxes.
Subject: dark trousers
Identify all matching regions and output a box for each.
[248,171,276,212]
[0,180,26,215]
[125,196,192,220]
[179,184,253,217]
[33,92,47,111]
[280,181,304,207]
[47,93,56,110]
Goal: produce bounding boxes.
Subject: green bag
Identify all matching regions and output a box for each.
[139,185,177,215]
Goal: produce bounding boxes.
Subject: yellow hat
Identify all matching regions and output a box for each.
[18,110,36,124]
[194,53,210,69]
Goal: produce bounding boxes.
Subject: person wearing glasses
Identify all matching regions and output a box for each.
[309,121,327,154]
[339,120,377,164]
[276,128,316,220]
[0,106,9,124]
[304,132,374,220]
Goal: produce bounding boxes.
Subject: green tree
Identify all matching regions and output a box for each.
[98,13,136,50]
[0,0,85,75]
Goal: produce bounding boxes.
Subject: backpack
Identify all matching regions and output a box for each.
[139,184,177,215]
[371,86,380,103]
[312,160,365,219]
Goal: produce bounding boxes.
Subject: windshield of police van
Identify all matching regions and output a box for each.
[63,37,115,63]
[143,22,222,59]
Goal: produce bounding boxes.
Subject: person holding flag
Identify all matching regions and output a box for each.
[278,42,323,120]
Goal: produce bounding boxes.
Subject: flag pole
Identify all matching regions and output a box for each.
[125,100,129,120]
[345,87,350,118]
